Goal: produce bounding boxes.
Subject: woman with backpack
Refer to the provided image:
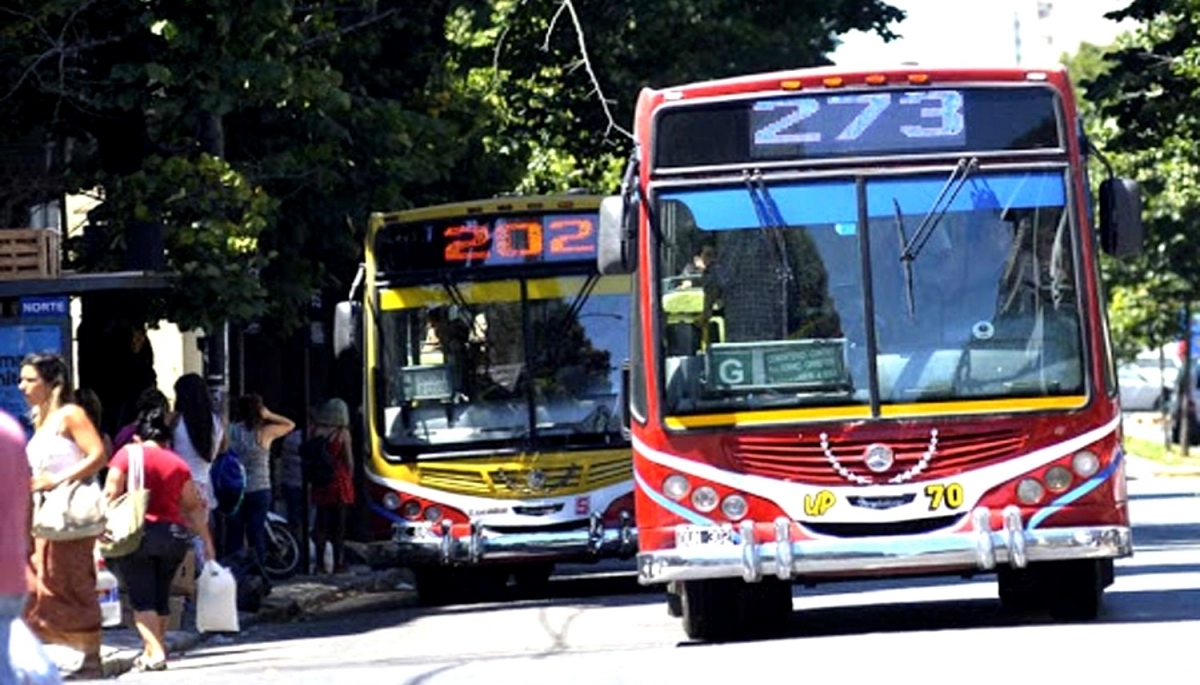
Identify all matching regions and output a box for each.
[308,398,355,574]
[225,394,294,567]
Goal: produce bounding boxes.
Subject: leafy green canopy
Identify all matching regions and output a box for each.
[1077,1,1199,360]
[0,0,903,334]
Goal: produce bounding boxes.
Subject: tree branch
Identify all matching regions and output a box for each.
[300,7,399,49]
[542,0,632,141]
[0,34,125,105]
[0,0,108,108]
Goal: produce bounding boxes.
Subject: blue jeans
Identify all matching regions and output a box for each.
[0,595,21,685]
[2,594,59,685]
[225,489,271,566]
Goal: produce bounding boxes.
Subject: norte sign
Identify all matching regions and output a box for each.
[706,339,849,391]
[19,295,69,318]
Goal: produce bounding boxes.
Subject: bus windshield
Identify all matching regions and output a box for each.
[377,275,629,454]
[655,168,1083,414]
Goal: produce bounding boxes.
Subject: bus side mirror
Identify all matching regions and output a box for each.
[333,301,361,357]
[1099,178,1144,258]
[598,195,636,275]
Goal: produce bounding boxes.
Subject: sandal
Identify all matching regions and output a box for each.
[134,655,168,672]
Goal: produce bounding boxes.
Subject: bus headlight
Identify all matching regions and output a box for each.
[400,500,422,520]
[1072,451,1100,478]
[1016,478,1044,504]
[691,486,719,513]
[720,494,748,520]
[382,492,402,510]
[423,505,443,522]
[663,475,691,501]
[1044,466,1073,492]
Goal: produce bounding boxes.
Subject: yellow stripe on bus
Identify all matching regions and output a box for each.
[379,275,630,310]
[664,395,1088,429]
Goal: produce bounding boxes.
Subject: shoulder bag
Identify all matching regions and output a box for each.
[99,444,150,557]
[30,476,106,541]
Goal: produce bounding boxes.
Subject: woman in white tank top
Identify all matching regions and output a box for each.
[172,373,225,565]
[18,352,108,678]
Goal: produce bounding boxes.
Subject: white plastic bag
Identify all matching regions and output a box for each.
[196,560,239,633]
[7,617,64,685]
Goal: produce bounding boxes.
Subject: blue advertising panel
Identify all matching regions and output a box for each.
[0,323,68,436]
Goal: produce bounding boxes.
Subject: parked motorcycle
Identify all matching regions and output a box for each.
[262,511,300,580]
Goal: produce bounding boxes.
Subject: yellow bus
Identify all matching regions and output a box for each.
[334,194,636,602]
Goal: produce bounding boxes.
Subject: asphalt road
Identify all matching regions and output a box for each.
[114,476,1200,684]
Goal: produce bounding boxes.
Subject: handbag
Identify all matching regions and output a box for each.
[99,444,150,558]
[30,474,106,541]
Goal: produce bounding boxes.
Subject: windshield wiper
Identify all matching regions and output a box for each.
[564,273,601,323]
[893,198,916,320]
[440,278,476,322]
[744,172,796,337]
[899,157,979,263]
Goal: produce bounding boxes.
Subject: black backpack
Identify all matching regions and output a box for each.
[300,434,335,487]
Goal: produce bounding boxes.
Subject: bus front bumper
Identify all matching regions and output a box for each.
[391,512,638,565]
[637,507,1132,584]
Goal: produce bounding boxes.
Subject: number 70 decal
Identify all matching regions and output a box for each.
[924,482,965,511]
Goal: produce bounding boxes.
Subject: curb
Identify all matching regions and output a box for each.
[101,567,415,678]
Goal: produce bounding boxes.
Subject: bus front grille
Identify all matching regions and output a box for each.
[416,451,633,498]
[729,427,1027,486]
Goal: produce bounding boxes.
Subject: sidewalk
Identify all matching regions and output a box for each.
[1125,452,1200,479]
[95,566,416,678]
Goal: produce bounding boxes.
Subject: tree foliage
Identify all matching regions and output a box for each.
[456,0,905,192]
[0,0,904,335]
[1075,1,1200,360]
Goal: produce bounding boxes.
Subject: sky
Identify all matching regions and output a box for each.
[831,0,1138,68]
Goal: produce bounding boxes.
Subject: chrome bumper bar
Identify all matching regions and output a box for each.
[638,507,1132,584]
[393,512,637,565]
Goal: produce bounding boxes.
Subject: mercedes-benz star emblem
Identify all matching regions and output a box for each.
[526,469,547,490]
[863,444,895,473]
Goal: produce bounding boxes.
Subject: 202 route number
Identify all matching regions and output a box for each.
[924,482,964,511]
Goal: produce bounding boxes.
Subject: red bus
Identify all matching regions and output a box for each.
[597,65,1144,640]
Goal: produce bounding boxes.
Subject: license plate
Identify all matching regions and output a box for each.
[675,525,734,547]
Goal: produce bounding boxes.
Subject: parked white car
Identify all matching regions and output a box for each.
[1134,345,1181,391]
[1118,364,1168,412]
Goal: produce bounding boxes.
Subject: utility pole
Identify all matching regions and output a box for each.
[1180,303,1192,456]
[299,341,311,575]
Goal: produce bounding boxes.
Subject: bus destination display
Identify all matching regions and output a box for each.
[377,213,598,272]
[751,91,966,158]
[653,86,1060,168]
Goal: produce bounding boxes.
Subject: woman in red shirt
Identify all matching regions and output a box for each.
[103,393,216,672]
[310,398,356,574]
